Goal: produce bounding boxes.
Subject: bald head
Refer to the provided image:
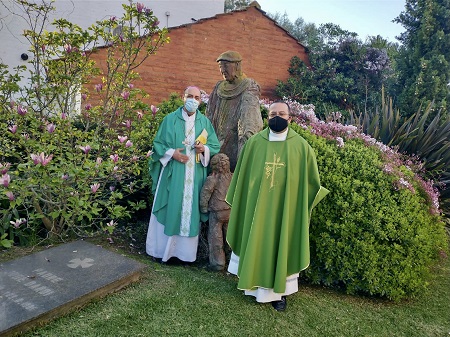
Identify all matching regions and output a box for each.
[183,86,202,115]
[184,86,201,97]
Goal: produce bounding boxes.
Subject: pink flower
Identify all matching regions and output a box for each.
[30,152,53,166]
[61,112,67,120]
[113,166,119,172]
[137,111,143,119]
[10,100,15,108]
[17,105,27,116]
[95,83,103,92]
[61,174,69,180]
[123,120,132,128]
[151,105,159,116]
[330,111,342,121]
[383,164,393,174]
[132,155,139,162]
[64,44,73,53]
[128,83,134,89]
[79,145,91,154]
[118,135,128,143]
[416,177,441,214]
[146,150,154,157]
[10,218,26,228]
[22,133,29,140]
[398,178,412,189]
[110,16,117,22]
[1,174,11,187]
[121,91,130,100]
[125,140,133,148]
[46,123,56,133]
[136,2,145,13]
[109,185,115,191]
[5,191,15,201]
[8,125,18,134]
[110,154,119,163]
[96,157,103,166]
[84,103,92,111]
[0,163,11,175]
[201,92,210,104]
[81,93,87,100]
[336,137,344,148]
[90,183,100,193]
[30,154,40,165]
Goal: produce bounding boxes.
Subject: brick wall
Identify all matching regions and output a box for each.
[90,5,310,104]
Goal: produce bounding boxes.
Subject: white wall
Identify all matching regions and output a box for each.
[0,0,224,72]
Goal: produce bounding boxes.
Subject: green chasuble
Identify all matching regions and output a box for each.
[226,127,329,293]
[149,107,220,237]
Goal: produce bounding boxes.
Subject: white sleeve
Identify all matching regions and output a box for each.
[160,148,175,167]
[200,146,210,167]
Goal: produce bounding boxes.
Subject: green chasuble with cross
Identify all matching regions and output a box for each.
[226,127,329,294]
[149,107,220,237]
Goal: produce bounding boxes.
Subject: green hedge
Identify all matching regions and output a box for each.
[291,124,448,301]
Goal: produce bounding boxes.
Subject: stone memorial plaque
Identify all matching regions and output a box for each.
[0,240,146,336]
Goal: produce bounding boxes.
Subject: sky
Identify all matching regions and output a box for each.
[256,0,406,42]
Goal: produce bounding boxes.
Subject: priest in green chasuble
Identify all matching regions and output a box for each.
[226,101,329,311]
[146,86,220,263]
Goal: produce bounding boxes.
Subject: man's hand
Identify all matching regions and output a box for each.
[194,141,205,154]
[173,148,189,164]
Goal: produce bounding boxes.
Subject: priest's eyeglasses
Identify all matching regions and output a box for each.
[268,111,290,118]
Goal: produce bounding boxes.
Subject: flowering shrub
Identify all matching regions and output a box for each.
[263,97,442,216]
[278,101,447,300]
[258,97,447,300]
[0,1,167,246]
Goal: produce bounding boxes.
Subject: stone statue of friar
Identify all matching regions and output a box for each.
[206,50,263,172]
[200,153,232,271]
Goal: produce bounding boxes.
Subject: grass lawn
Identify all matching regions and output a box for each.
[3,232,444,337]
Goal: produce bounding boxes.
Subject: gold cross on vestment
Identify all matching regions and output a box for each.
[264,153,285,189]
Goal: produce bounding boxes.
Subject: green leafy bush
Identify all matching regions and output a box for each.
[156,92,184,115]
[290,123,447,300]
[347,91,450,215]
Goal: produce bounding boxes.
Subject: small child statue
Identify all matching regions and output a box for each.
[200,153,232,271]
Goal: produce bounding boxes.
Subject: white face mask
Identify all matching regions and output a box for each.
[184,98,199,113]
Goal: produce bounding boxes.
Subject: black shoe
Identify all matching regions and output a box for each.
[271,296,287,312]
[162,257,193,266]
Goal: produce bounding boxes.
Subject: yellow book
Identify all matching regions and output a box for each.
[195,129,208,162]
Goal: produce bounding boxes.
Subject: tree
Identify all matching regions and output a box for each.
[265,10,396,116]
[224,0,250,12]
[276,22,392,117]
[393,0,450,116]
[0,0,168,246]
[268,12,322,51]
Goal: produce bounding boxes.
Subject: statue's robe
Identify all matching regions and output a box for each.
[207,76,263,171]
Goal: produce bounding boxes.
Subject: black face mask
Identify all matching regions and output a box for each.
[268,115,289,133]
